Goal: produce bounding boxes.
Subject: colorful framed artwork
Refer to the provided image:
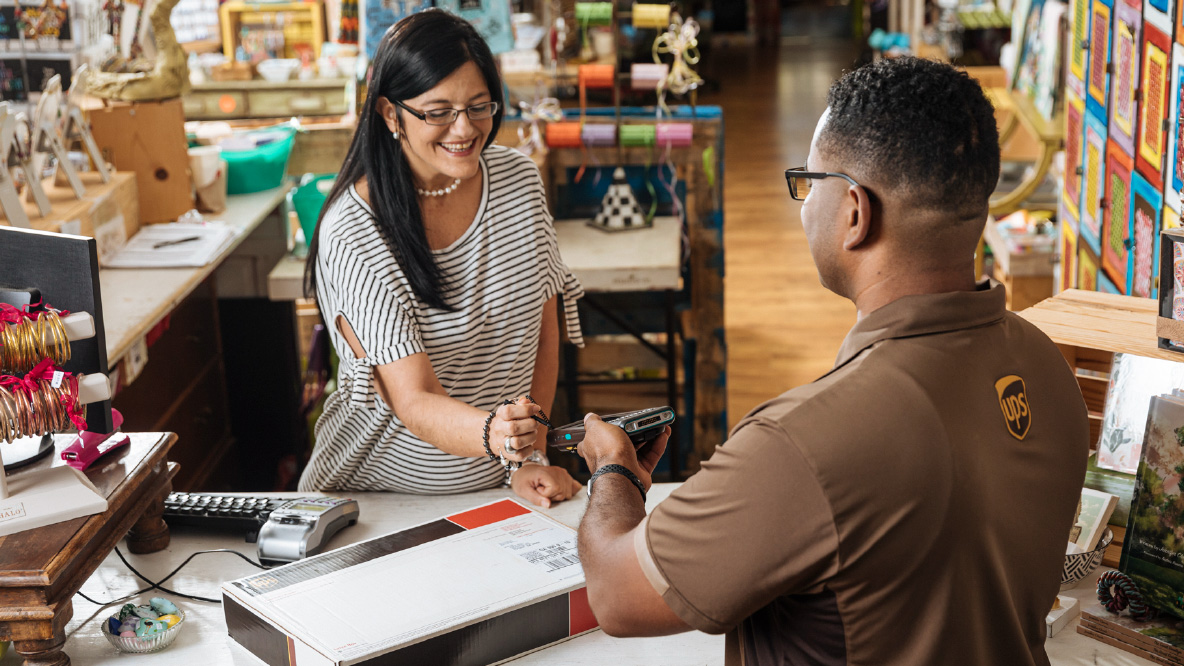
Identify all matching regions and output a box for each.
[1069,0,1092,98]
[1108,2,1141,158]
[1145,0,1176,35]
[1061,219,1080,292]
[1166,43,1184,214]
[1167,207,1182,230]
[1103,139,1134,292]
[1178,0,1184,46]
[1087,0,1115,121]
[1064,89,1087,226]
[1130,171,1164,298]
[1136,23,1172,184]
[1079,242,1101,292]
[1080,110,1109,253]
[1098,272,1122,293]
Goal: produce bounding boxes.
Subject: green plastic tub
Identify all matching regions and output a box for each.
[223,126,297,195]
[291,174,337,243]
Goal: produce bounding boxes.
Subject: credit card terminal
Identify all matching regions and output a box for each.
[255,497,360,564]
[547,407,675,452]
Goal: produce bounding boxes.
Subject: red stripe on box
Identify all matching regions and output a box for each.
[569,587,599,635]
[446,499,531,530]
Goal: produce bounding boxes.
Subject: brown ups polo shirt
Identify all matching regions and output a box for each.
[636,283,1089,665]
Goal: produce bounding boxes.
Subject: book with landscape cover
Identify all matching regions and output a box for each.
[1085,452,1137,527]
[1080,602,1184,663]
[1098,354,1184,475]
[1121,395,1184,620]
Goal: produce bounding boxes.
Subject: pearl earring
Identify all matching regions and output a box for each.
[392,130,399,139]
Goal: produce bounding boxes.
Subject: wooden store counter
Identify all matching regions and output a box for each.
[0,480,1156,665]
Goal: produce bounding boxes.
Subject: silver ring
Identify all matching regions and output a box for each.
[504,436,516,453]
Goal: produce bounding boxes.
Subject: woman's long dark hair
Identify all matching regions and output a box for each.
[305,9,505,310]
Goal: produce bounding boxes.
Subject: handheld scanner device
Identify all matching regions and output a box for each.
[547,407,675,452]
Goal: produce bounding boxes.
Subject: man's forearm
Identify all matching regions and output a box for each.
[578,473,648,624]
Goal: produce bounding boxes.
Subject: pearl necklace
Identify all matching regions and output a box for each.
[416,178,462,197]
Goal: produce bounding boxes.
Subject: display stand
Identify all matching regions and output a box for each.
[0,104,51,223]
[986,86,1064,217]
[1019,290,1175,567]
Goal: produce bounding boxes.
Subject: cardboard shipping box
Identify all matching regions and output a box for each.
[88,98,194,223]
[222,499,598,666]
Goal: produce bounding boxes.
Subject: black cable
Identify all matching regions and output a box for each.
[76,548,269,606]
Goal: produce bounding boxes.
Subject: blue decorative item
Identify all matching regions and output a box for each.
[107,617,121,635]
[150,597,179,615]
[436,0,514,54]
[135,618,167,638]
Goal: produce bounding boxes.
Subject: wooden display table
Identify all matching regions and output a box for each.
[1020,290,1173,567]
[0,433,177,666]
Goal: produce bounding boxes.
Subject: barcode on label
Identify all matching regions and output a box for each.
[521,542,581,572]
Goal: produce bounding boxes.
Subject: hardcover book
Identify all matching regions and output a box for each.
[1071,487,1120,551]
[1085,452,1136,527]
[1103,138,1134,292]
[1079,603,1184,664]
[1121,396,1184,619]
[1099,355,1184,475]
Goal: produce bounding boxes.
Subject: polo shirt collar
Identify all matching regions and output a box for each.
[834,281,1007,369]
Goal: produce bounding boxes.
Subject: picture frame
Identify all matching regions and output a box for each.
[1103,138,1133,292]
[1069,0,1092,98]
[1080,109,1109,253]
[1086,0,1115,121]
[1145,0,1176,35]
[1136,23,1172,184]
[1079,241,1101,291]
[1061,218,1080,291]
[1064,89,1087,224]
[1167,43,1184,214]
[1108,1,1141,158]
[1130,171,1164,298]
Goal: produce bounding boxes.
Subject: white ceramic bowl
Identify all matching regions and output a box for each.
[257,59,299,83]
[101,610,186,653]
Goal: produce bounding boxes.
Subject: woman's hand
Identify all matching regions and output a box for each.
[511,464,583,508]
[487,396,544,462]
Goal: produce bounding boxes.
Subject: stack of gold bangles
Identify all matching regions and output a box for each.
[0,309,70,374]
[0,374,83,443]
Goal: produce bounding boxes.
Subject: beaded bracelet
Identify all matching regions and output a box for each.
[482,395,552,471]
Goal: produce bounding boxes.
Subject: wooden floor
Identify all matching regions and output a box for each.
[700,41,863,427]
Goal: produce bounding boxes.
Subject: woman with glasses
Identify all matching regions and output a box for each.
[299,10,585,508]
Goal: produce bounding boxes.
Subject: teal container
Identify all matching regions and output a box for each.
[223,126,297,195]
[291,174,337,244]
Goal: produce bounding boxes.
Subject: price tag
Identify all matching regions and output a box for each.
[51,371,64,388]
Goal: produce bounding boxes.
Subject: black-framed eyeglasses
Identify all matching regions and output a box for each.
[784,167,861,201]
[395,99,500,126]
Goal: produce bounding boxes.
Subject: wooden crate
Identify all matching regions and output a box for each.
[0,171,139,239]
[1019,289,1181,567]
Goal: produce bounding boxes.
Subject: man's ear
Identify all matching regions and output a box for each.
[375,97,400,135]
[842,184,874,251]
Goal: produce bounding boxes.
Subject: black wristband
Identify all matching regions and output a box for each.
[587,464,647,503]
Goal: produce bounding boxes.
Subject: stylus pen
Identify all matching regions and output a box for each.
[153,236,201,249]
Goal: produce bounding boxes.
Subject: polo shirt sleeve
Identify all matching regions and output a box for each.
[636,419,839,633]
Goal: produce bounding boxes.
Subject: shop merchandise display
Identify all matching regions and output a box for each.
[1061,0,1181,297]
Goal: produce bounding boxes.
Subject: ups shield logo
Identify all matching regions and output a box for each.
[995,375,1031,440]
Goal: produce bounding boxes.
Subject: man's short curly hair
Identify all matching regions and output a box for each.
[819,57,1000,217]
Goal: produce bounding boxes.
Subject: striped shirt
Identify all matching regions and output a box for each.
[299,145,585,493]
